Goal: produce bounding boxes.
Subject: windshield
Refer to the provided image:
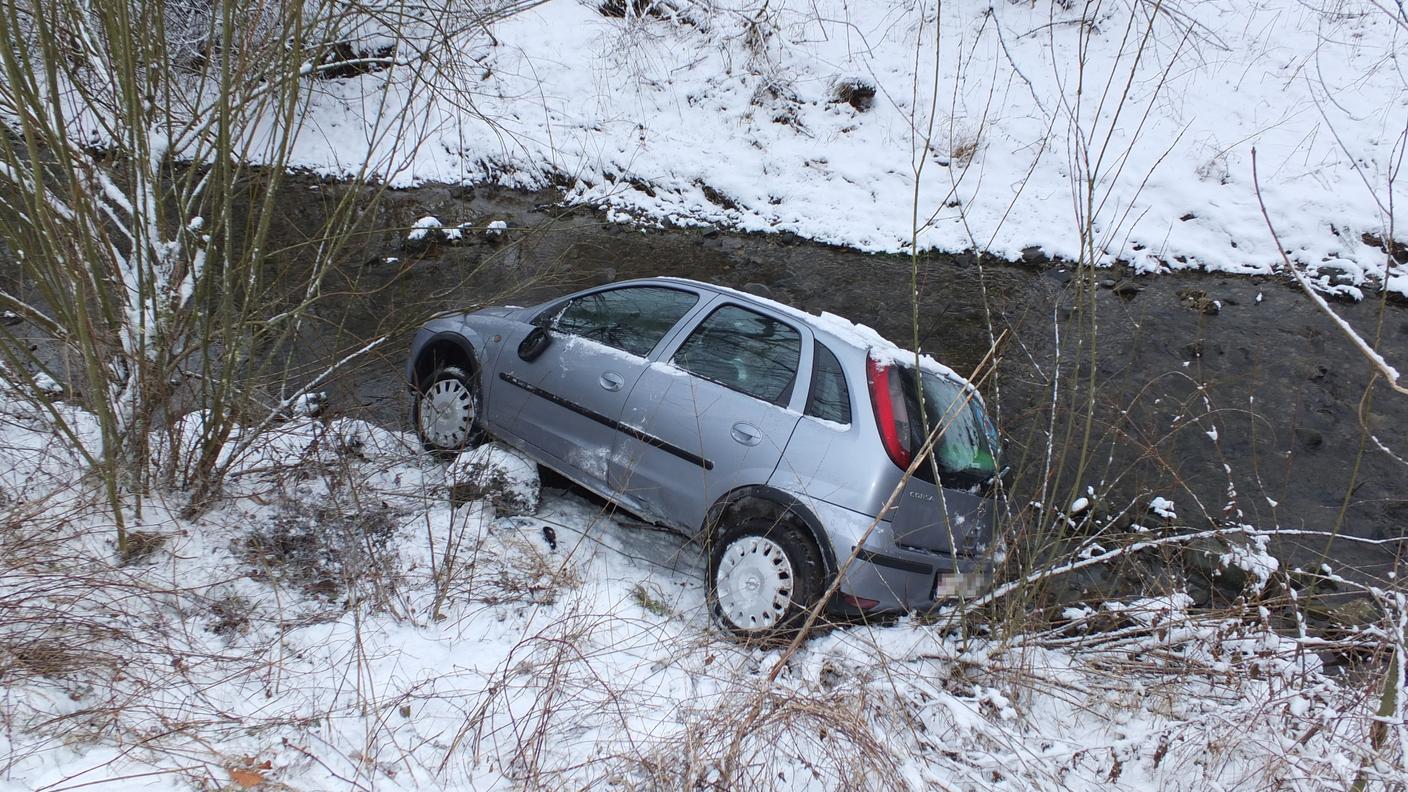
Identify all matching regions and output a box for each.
[890,366,1000,488]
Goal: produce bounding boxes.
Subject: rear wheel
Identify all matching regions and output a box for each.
[414,364,482,452]
[708,516,826,639]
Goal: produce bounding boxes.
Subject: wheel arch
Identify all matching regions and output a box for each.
[703,485,837,577]
[411,332,480,391]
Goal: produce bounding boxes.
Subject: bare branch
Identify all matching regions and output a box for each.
[1252,148,1408,396]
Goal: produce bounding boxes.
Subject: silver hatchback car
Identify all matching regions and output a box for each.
[408,277,1003,637]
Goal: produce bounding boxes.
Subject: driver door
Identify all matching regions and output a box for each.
[490,285,703,492]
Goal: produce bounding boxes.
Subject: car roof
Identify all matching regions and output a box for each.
[555,277,981,400]
[631,277,965,380]
[642,277,868,353]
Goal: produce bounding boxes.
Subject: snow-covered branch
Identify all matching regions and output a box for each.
[217,335,391,473]
[1252,149,1408,397]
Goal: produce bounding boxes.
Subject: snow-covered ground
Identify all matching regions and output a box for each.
[0,400,1395,791]
[289,0,1408,297]
[4,2,1405,787]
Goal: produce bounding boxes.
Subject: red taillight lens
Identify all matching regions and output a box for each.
[866,357,912,471]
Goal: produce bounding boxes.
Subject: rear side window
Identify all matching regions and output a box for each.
[671,304,801,405]
[805,342,851,424]
[542,286,698,357]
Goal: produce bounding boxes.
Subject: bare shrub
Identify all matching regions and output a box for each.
[242,500,401,603]
[0,0,549,554]
[646,686,905,789]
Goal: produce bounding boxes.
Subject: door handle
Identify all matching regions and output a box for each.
[730,422,762,446]
[599,371,625,392]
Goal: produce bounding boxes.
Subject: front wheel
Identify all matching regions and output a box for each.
[708,516,827,639]
[414,364,482,452]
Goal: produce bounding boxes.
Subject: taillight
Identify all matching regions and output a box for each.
[839,592,880,611]
[866,357,912,471]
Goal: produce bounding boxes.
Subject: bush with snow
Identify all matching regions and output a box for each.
[445,441,541,517]
[242,500,401,602]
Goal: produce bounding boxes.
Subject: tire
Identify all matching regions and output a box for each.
[707,515,827,640]
[413,363,483,453]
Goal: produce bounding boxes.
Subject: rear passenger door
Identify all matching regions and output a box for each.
[491,285,702,492]
[611,301,811,533]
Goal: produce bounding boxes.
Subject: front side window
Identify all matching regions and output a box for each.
[671,304,801,404]
[541,286,698,357]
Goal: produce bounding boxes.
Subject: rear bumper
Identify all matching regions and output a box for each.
[833,540,992,613]
[786,491,997,614]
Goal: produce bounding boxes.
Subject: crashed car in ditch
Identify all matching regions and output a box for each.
[408,277,1003,636]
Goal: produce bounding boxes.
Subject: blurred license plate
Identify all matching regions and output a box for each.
[934,571,983,600]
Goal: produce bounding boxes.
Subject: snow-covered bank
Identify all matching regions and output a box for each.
[288,0,1408,298]
[0,404,1397,791]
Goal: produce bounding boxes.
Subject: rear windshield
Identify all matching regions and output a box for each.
[888,366,1000,487]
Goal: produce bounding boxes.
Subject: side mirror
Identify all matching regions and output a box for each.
[518,326,552,362]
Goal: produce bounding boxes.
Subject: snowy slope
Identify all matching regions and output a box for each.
[0,406,1391,791]
[287,0,1408,296]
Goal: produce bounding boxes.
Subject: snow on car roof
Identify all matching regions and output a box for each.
[654,277,970,384]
